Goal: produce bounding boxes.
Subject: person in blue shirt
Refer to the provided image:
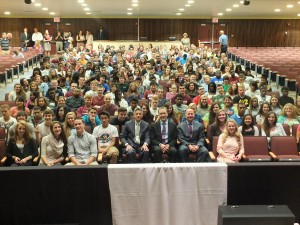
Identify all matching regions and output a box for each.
[219,30,228,54]
[81,107,101,130]
[210,70,223,85]
[230,102,246,126]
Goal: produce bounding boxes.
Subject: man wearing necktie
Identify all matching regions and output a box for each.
[21,27,31,50]
[177,109,210,162]
[150,107,178,163]
[120,108,150,163]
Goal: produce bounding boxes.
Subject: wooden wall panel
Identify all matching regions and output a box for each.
[1,18,300,48]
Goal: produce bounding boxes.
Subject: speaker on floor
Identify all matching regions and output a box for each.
[218,205,295,225]
[25,0,32,4]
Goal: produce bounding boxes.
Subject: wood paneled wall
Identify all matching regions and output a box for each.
[1,18,300,47]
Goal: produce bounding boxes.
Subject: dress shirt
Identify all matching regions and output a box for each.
[32,32,43,42]
[160,120,168,143]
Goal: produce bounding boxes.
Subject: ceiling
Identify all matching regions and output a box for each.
[1,0,300,18]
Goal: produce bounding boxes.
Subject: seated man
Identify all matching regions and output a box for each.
[178,108,210,163]
[109,107,130,133]
[99,93,118,116]
[0,104,17,129]
[120,108,150,163]
[35,109,53,145]
[93,111,119,164]
[28,106,44,127]
[230,102,246,126]
[81,107,101,130]
[77,93,93,117]
[66,87,85,111]
[150,107,178,163]
[66,117,98,165]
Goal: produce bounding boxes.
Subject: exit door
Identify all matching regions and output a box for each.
[197,23,227,49]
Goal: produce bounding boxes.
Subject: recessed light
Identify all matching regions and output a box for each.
[34,3,41,6]
[217,13,223,16]
[49,12,55,15]
[185,4,191,7]
[4,12,10,15]
[127,8,133,10]
[187,0,194,3]
[132,3,138,7]
[226,8,232,11]
[77,0,84,3]
[298,13,300,16]
[240,1,244,3]
[84,8,90,11]
[298,1,300,4]
[42,8,48,11]
[287,4,294,8]
[233,4,239,7]
[127,12,133,15]
[176,13,181,15]
[274,9,281,12]
[86,12,91,15]
[179,8,184,11]
[132,0,138,2]
[81,3,87,6]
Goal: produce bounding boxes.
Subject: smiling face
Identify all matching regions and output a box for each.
[52,123,62,136]
[227,121,237,135]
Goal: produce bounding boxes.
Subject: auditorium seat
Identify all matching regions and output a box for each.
[269,136,300,161]
[0,101,15,108]
[242,136,272,162]
[281,124,291,136]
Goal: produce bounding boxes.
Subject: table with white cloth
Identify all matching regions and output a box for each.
[108,163,228,225]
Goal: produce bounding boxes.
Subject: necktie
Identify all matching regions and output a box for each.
[135,123,140,144]
[162,122,166,143]
[188,123,193,139]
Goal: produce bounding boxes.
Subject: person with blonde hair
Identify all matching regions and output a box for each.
[64,112,76,139]
[278,103,300,127]
[6,121,38,166]
[217,119,244,163]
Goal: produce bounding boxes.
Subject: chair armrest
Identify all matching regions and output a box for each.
[269,152,278,161]
[208,152,216,162]
[1,156,7,165]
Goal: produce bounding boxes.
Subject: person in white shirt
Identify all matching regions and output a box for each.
[31,27,43,43]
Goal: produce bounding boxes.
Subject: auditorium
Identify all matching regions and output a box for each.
[0,0,300,224]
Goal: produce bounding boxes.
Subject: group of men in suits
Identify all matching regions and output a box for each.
[120,107,211,163]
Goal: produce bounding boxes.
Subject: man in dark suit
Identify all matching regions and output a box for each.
[97,26,107,40]
[20,27,31,50]
[120,108,150,163]
[177,108,210,162]
[150,107,178,163]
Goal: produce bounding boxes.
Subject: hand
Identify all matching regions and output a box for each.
[34,126,40,133]
[19,158,28,164]
[141,144,149,152]
[46,161,54,166]
[235,154,242,162]
[14,157,21,164]
[126,144,133,151]
[90,116,96,123]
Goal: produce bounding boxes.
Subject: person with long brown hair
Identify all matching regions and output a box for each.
[262,111,286,143]
[216,119,244,163]
[40,121,68,166]
[6,121,38,166]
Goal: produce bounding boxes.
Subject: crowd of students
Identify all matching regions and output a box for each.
[0,41,299,166]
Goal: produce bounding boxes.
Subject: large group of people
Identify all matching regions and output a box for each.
[0,28,299,166]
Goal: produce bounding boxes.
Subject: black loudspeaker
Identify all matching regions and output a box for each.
[218,205,295,225]
[25,0,32,4]
[140,37,147,41]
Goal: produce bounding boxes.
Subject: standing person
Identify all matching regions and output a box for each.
[31,27,43,43]
[55,30,64,53]
[40,121,68,166]
[97,26,107,40]
[76,30,85,47]
[92,111,119,164]
[177,108,210,163]
[216,119,244,163]
[120,108,150,163]
[150,107,178,163]
[21,27,31,51]
[66,117,98,166]
[219,30,228,54]
[43,30,52,57]
[85,30,93,50]
[181,33,190,48]
[0,32,10,55]
[6,121,39,166]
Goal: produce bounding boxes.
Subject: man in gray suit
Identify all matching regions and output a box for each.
[120,108,150,163]
[177,108,210,162]
[150,107,178,163]
[20,27,31,50]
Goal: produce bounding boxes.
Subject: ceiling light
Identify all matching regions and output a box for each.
[298,1,300,4]
[86,12,91,15]
[176,13,181,15]
[127,12,133,15]
[84,8,90,11]
[240,0,244,3]
[49,12,55,15]
[217,13,223,16]
[4,12,10,15]
[77,0,84,3]
[233,4,239,7]
[127,8,133,10]
[274,9,281,12]
[34,3,41,6]
[132,3,138,7]
[185,4,191,7]
[287,4,294,8]
[298,13,300,16]
[81,3,87,6]
[42,8,48,10]
[132,0,138,2]
[179,8,184,11]
[226,8,232,11]
[187,0,194,3]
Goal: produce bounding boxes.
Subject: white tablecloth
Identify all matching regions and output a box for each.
[108,163,227,225]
